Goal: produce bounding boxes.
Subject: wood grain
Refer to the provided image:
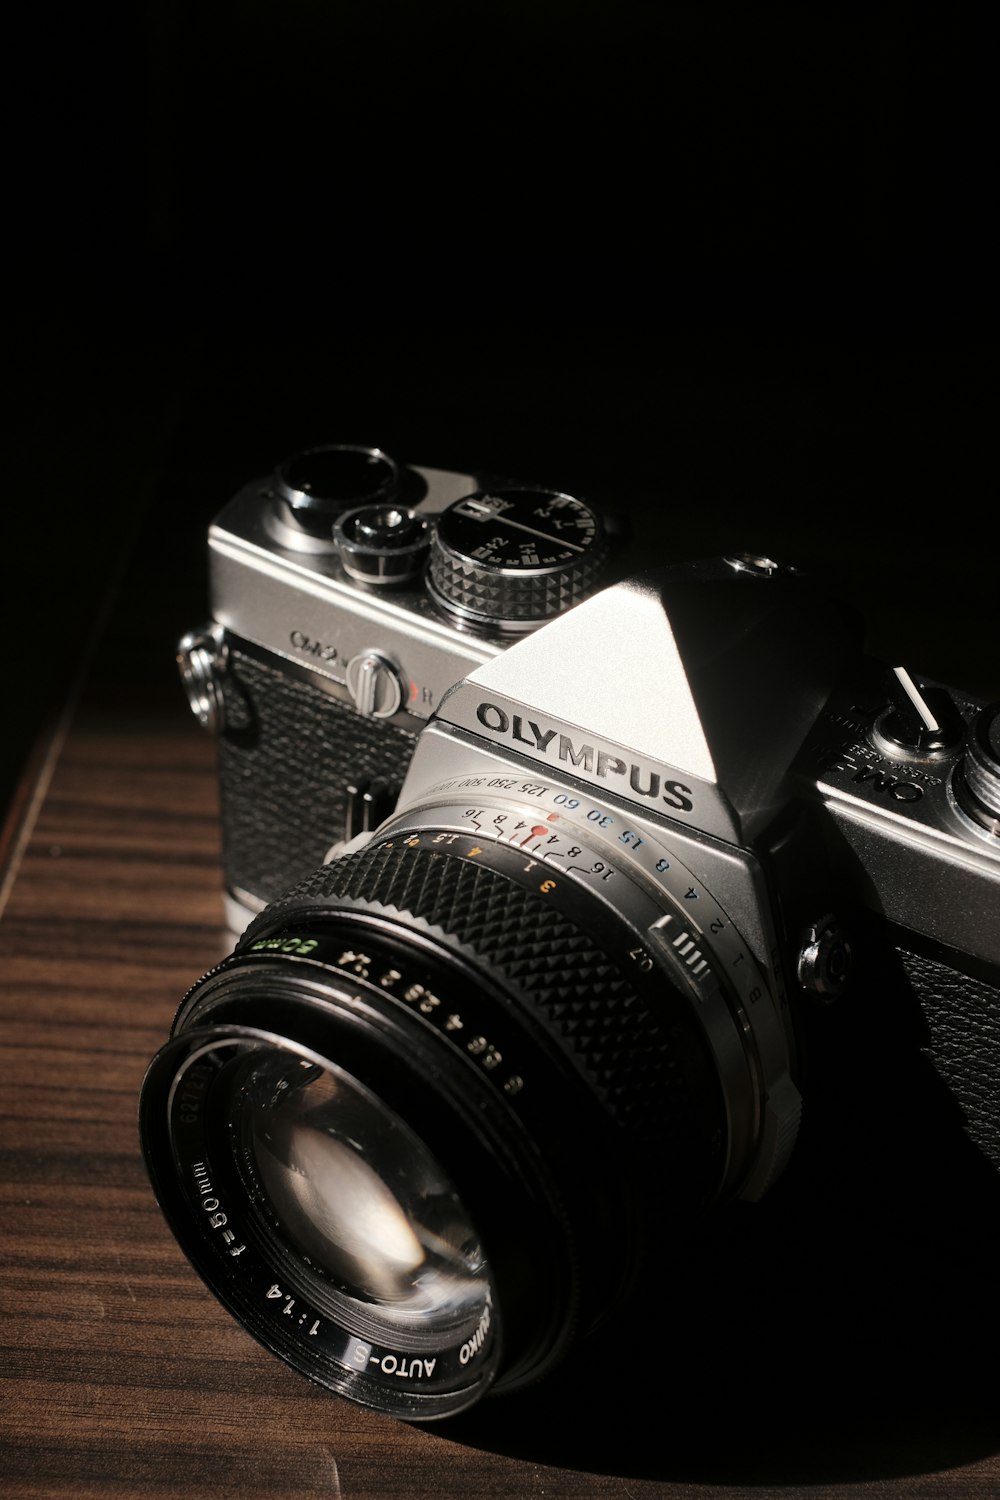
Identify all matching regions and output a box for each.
[2,597,999,1500]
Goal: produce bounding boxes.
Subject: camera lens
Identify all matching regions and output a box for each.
[141,1003,516,1418]
[141,800,796,1418]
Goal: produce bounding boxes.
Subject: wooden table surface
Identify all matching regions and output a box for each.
[2,516,999,1500]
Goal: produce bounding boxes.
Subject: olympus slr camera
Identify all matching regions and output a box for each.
[140,443,1000,1423]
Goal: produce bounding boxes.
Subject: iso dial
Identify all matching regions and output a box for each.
[427,487,608,632]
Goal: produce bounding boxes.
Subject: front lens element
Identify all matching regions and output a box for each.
[235,1050,488,1337]
[144,1019,512,1419]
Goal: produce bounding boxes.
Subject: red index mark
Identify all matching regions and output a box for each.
[520,824,548,846]
[547,813,559,822]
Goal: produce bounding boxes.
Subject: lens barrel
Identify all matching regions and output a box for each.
[140,831,742,1419]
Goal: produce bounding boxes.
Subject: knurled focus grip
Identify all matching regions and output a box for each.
[427,548,608,625]
[239,839,729,1190]
[899,948,1000,1171]
[217,649,419,906]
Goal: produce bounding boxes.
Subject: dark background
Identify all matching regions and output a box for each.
[4,2,997,826]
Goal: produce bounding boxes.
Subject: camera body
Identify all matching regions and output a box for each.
[157,441,1000,1419]
[179,443,1000,1173]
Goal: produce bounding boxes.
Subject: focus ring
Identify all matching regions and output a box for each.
[240,840,727,1191]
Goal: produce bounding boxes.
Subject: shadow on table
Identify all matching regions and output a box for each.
[434,1037,1000,1487]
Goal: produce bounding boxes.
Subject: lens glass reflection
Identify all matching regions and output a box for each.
[234,1051,489,1336]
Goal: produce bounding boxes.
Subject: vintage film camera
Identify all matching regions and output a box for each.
[143,442,1000,1422]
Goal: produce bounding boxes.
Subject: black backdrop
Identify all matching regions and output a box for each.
[4,2,997,819]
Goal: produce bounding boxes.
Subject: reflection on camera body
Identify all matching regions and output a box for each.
[146,443,1000,1424]
[177,444,616,920]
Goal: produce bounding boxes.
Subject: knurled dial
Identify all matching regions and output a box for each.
[427,487,608,632]
[953,699,1000,838]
